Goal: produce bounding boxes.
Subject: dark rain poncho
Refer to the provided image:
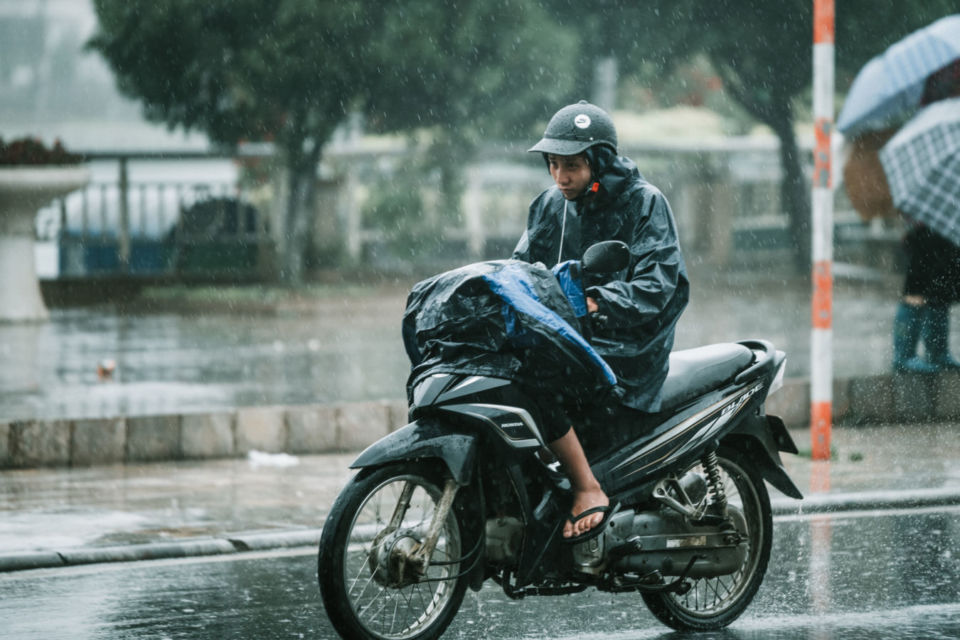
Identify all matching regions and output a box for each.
[402,260,617,413]
[513,154,689,412]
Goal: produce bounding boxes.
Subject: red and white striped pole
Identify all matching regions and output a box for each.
[811,0,835,461]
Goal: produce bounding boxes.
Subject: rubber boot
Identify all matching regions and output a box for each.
[922,304,960,370]
[893,302,939,373]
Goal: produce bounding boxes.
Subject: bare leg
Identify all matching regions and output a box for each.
[549,428,609,538]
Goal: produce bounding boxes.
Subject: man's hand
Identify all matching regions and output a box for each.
[586,297,599,314]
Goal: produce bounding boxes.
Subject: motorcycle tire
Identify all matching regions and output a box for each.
[642,447,773,631]
[318,462,471,640]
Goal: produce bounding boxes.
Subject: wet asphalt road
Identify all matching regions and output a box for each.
[1,506,957,640]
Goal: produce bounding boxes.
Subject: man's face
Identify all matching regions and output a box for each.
[547,153,591,200]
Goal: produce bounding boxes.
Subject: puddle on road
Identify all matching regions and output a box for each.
[0,278,920,421]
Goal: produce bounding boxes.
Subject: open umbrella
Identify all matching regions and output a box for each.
[879,96,960,246]
[837,14,960,137]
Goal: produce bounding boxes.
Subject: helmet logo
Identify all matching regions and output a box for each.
[574,114,591,129]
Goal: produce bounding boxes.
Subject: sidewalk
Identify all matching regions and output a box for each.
[1,423,957,573]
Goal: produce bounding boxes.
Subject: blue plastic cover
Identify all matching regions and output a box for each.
[482,262,615,384]
[551,260,588,318]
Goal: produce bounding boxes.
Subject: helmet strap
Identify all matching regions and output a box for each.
[557,199,568,265]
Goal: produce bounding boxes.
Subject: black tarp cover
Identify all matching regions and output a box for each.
[402,259,616,403]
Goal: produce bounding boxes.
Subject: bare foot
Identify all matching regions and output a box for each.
[563,485,609,538]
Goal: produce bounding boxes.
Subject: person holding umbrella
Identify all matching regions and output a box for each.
[838,15,960,373]
[883,69,960,373]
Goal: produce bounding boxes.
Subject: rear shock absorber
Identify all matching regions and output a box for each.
[701,451,728,514]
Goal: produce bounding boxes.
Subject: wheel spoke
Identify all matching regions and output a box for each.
[414,584,430,620]
[347,547,373,595]
[389,592,402,635]
[332,472,463,640]
[356,582,387,619]
[708,577,723,608]
[659,455,769,622]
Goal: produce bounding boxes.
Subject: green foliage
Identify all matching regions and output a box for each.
[796,446,838,461]
[86,0,960,277]
[361,159,443,259]
[363,0,579,143]
[356,0,582,250]
[549,1,960,117]
[88,0,582,276]
[89,0,393,281]
[835,2,960,86]
[554,1,960,270]
[90,0,579,163]
[89,0,375,156]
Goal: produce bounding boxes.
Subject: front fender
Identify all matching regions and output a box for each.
[726,414,803,500]
[350,418,478,486]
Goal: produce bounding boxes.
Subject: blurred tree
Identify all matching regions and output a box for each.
[834,5,960,90]
[360,0,579,227]
[89,0,378,283]
[90,0,579,275]
[545,0,959,271]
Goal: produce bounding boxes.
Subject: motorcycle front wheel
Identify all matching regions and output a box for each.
[318,463,469,640]
[642,447,773,631]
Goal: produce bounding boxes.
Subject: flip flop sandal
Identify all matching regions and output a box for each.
[562,501,621,545]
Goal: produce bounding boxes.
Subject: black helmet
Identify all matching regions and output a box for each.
[528,100,618,156]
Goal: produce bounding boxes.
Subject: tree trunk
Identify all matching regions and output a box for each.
[770,116,812,274]
[432,132,470,229]
[279,145,322,284]
[709,58,812,274]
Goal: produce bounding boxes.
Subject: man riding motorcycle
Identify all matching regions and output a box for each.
[513,100,690,540]
[322,103,800,639]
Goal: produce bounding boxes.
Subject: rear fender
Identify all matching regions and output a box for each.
[725,414,803,499]
[350,419,478,486]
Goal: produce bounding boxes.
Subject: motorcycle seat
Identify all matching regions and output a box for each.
[659,343,755,412]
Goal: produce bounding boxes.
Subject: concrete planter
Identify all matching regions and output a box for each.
[0,166,90,322]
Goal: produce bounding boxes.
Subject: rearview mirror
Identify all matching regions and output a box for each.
[582,241,630,273]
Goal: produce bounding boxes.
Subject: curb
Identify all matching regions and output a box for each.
[3,488,957,574]
[0,400,409,471]
[771,486,960,516]
[0,529,323,574]
[3,371,960,470]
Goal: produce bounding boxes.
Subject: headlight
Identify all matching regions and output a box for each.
[769,359,786,395]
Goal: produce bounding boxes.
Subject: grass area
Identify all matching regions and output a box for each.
[795,447,865,462]
[795,447,838,461]
[139,283,373,303]
[129,279,413,313]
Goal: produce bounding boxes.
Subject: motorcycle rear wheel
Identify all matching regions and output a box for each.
[318,463,469,640]
[642,448,772,631]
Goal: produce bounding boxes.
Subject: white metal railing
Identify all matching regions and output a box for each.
[35,152,269,278]
[32,140,894,278]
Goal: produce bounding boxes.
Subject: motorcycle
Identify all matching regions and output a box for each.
[318,242,802,639]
